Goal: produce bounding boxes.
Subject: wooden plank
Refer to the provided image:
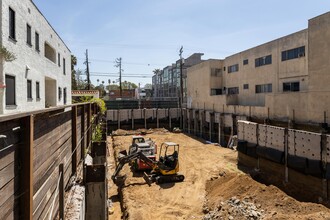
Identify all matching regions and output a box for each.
[34,114,71,147]
[0,193,20,220]
[33,177,57,220]
[34,111,71,139]
[38,181,60,220]
[0,143,18,171]
[32,169,57,216]
[59,164,64,220]
[87,104,91,150]
[64,159,72,187]
[81,105,86,160]
[33,136,71,193]
[0,119,20,134]
[20,115,34,220]
[76,146,81,167]
[33,129,71,172]
[0,102,94,123]
[0,162,16,189]
[0,175,19,209]
[72,106,78,174]
[0,121,21,152]
[34,122,71,155]
[34,125,71,172]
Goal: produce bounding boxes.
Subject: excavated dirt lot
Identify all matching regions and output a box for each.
[107,129,330,220]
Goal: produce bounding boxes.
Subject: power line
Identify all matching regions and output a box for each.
[89,74,151,78]
[90,71,152,76]
[76,57,167,66]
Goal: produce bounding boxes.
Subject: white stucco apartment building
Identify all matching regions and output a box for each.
[0,0,71,114]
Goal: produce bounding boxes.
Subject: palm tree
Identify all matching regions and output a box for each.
[153,68,161,75]
[71,55,78,89]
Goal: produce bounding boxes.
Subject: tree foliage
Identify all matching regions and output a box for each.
[144,83,152,89]
[122,81,137,89]
[0,46,16,62]
[153,68,161,74]
[106,84,119,91]
[71,55,78,90]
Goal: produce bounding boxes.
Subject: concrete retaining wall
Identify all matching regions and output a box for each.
[237,120,330,201]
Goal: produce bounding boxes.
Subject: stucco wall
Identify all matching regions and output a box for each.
[0,0,71,114]
[308,12,330,92]
[187,59,223,110]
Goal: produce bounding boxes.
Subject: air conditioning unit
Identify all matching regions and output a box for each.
[298,52,305,57]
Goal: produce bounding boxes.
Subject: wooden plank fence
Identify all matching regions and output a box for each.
[0,102,98,220]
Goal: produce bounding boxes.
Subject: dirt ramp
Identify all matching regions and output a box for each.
[204,173,330,219]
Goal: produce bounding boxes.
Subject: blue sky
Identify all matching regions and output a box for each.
[33,0,330,87]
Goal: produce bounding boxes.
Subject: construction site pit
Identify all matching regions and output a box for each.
[107,128,330,220]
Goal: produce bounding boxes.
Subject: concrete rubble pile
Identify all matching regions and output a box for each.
[203,196,264,220]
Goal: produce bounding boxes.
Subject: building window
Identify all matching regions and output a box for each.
[27,80,32,100]
[5,75,15,106]
[27,24,32,46]
[255,55,272,67]
[35,32,40,51]
[211,68,222,77]
[283,82,300,92]
[36,81,40,100]
[63,88,67,104]
[228,87,239,95]
[243,84,249,89]
[45,42,56,63]
[58,87,62,101]
[210,88,222,95]
[243,59,248,65]
[58,53,60,67]
[255,84,272,93]
[228,64,239,73]
[9,7,16,40]
[63,58,66,75]
[223,66,226,72]
[282,46,305,61]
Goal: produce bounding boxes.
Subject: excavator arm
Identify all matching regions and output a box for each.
[111,150,157,183]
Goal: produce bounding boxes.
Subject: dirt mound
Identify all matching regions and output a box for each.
[204,173,330,219]
[111,128,169,136]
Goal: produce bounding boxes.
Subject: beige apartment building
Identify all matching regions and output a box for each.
[187,12,330,124]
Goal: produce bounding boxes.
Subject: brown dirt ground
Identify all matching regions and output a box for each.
[107,129,330,220]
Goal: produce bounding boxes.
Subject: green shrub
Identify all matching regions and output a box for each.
[92,123,103,142]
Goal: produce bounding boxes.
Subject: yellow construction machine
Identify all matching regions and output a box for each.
[111,142,184,186]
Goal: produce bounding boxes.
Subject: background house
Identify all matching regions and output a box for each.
[152,53,204,105]
[0,0,71,114]
[187,12,330,124]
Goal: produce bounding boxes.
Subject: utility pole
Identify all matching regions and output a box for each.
[138,83,141,109]
[115,57,123,97]
[84,49,91,90]
[179,46,184,108]
[179,46,184,129]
